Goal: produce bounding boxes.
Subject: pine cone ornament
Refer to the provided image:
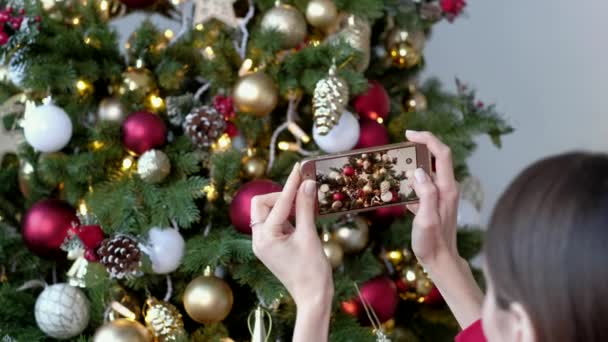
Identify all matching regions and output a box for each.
[184,105,227,149]
[313,64,349,135]
[144,297,185,342]
[97,235,143,279]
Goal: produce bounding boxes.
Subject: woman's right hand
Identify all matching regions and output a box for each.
[405,130,461,268]
[405,130,484,329]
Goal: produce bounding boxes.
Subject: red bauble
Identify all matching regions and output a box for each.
[356,121,390,149]
[333,192,346,201]
[342,276,399,324]
[0,31,8,45]
[230,179,283,234]
[225,121,239,138]
[353,81,391,122]
[119,0,157,8]
[72,225,105,250]
[121,111,167,155]
[366,205,405,228]
[423,285,444,306]
[22,199,79,258]
[343,166,355,177]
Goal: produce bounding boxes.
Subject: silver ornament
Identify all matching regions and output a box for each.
[137,150,171,184]
[98,97,126,123]
[35,284,90,339]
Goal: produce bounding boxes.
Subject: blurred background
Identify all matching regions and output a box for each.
[2,0,607,223]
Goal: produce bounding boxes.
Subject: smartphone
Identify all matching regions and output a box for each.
[301,142,431,217]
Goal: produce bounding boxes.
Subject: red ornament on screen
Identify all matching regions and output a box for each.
[356,120,390,149]
[121,111,167,155]
[353,81,390,122]
[22,199,79,258]
[230,179,283,234]
[333,192,346,201]
[343,166,355,177]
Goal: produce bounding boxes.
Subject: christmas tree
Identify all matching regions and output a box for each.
[0,0,512,341]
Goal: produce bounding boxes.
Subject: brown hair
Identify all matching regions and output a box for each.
[484,152,608,342]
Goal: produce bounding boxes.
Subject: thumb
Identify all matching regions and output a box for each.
[295,180,317,237]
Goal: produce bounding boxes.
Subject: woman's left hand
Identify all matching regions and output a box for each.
[250,163,334,309]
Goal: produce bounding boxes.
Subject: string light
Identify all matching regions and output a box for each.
[135,58,145,69]
[91,140,105,150]
[405,269,417,282]
[278,141,298,152]
[164,29,174,40]
[377,117,384,124]
[99,0,109,11]
[195,23,204,31]
[148,94,164,110]
[121,156,134,171]
[238,58,253,76]
[202,46,215,60]
[287,122,310,143]
[211,133,232,152]
[78,199,88,216]
[111,301,137,320]
[72,17,81,25]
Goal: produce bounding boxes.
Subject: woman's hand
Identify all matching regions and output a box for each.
[405,130,484,329]
[251,164,333,342]
[404,130,461,268]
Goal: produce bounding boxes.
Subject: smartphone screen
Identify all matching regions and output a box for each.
[313,144,422,216]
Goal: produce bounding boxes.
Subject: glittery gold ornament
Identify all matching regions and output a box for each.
[327,14,371,71]
[17,159,35,198]
[204,184,220,202]
[119,67,157,100]
[322,239,344,269]
[389,42,421,69]
[385,28,425,52]
[98,97,126,123]
[233,72,278,117]
[404,83,428,112]
[333,216,369,253]
[137,149,171,183]
[144,297,185,342]
[305,0,338,30]
[313,64,349,135]
[261,2,307,49]
[183,268,234,324]
[93,319,152,342]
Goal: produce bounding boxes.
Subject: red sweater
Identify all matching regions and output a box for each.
[455,320,486,342]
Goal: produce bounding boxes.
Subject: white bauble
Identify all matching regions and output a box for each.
[35,284,90,339]
[457,199,481,228]
[313,110,360,153]
[145,227,185,274]
[23,101,73,152]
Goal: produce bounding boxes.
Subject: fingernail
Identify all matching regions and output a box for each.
[304,180,316,195]
[415,168,427,183]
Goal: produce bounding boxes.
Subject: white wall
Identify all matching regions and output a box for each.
[3,2,608,223]
[424,0,608,222]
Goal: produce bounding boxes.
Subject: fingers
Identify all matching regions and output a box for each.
[266,163,302,225]
[410,168,440,227]
[405,130,456,185]
[295,180,318,237]
[250,192,281,224]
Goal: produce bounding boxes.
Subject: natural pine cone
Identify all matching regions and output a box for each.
[184,105,226,149]
[97,235,142,279]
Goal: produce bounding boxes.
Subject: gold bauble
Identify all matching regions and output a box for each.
[119,67,157,100]
[389,42,421,69]
[232,72,278,117]
[404,91,428,112]
[95,0,127,21]
[98,97,127,123]
[333,216,369,253]
[108,286,142,321]
[322,240,344,269]
[243,156,267,179]
[416,276,433,296]
[327,14,371,71]
[183,273,234,324]
[261,3,307,49]
[305,0,338,30]
[93,319,152,342]
[144,297,185,342]
[385,28,425,52]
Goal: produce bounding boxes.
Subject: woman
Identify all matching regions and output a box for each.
[250,130,608,342]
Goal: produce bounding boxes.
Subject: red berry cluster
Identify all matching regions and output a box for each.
[213,94,239,137]
[0,6,41,46]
